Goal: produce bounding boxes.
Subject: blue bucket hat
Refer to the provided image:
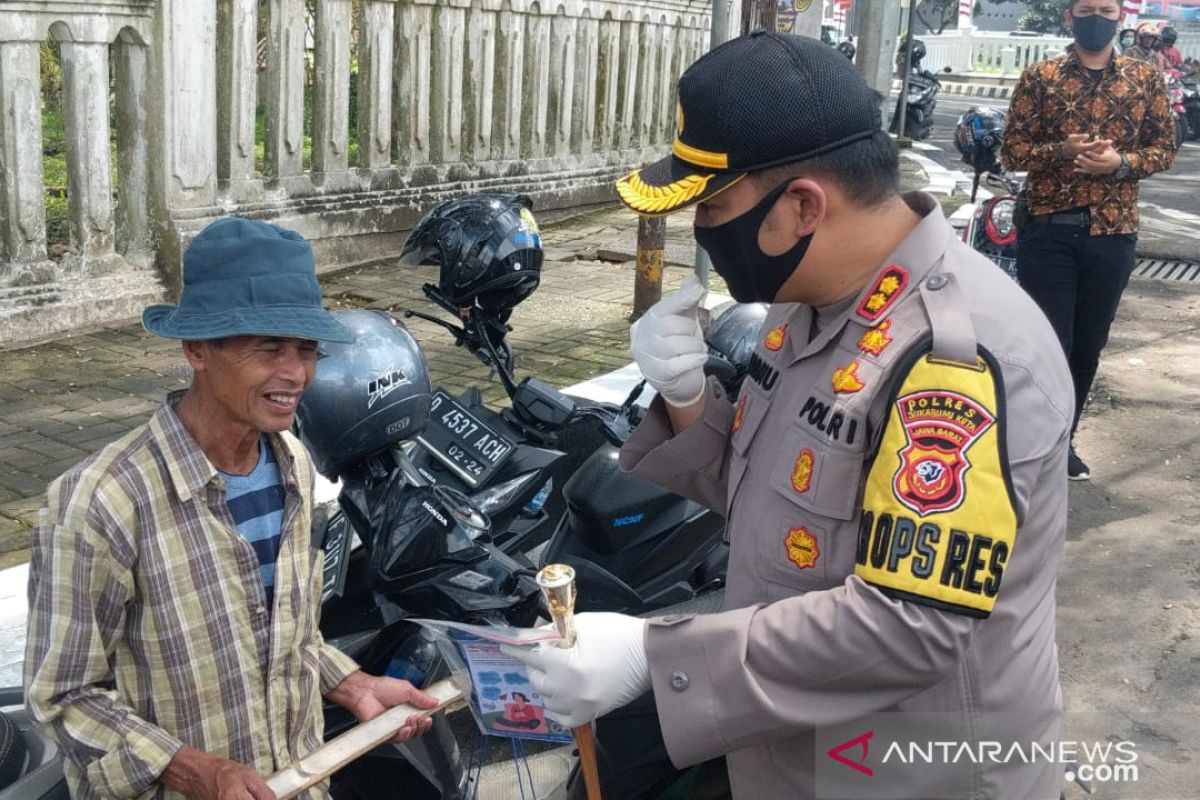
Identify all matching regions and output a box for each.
[142,217,354,343]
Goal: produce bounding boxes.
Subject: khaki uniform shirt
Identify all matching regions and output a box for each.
[620,194,1074,799]
[25,392,359,799]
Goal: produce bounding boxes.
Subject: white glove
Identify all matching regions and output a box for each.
[630,276,709,407]
[499,613,650,729]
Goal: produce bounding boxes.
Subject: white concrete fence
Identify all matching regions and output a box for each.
[0,0,715,348]
[918,28,1200,77]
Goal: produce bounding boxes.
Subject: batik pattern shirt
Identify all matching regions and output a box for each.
[25,392,359,799]
[1001,48,1176,235]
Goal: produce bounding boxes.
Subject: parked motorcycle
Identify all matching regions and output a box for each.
[953,106,1022,282]
[889,37,949,141]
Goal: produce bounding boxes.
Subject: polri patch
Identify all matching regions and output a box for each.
[791,448,814,493]
[893,389,995,516]
[832,360,866,394]
[785,527,820,570]
[856,265,909,322]
[763,323,787,352]
[857,318,895,357]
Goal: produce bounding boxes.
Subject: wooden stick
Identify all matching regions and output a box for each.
[265,678,465,800]
[574,723,603,800]
[537,564,603,800]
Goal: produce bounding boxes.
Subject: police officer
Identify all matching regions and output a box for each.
[505,32,1073,798]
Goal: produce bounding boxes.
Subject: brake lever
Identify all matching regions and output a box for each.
[403,309,467,346]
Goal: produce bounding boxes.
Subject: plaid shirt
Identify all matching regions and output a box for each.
[1001,48,1176,235]
[25,392,359,799]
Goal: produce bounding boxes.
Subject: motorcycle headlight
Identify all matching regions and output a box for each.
[985,198,1017,245]
[470,470,541,515]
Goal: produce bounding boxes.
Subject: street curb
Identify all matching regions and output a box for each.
[892,79,1012,101]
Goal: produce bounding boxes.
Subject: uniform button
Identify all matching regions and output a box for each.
[670,670,690,692]
[926,274,949,290]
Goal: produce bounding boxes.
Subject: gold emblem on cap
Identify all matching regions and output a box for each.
[616,169,716,214]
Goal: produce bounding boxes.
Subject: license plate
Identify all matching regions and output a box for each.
[416,391,515,487]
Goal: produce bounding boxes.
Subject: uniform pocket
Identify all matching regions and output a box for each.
[768,425,865,521]
[753,426,867,591]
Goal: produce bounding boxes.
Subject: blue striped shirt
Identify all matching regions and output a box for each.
[220,437,284,594]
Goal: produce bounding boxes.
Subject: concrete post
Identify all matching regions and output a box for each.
[463,2,496,162]
[494,4,524,161]
[265,0,307,185]
[394,1,433,166]
[655,20,674,143]
[216,0,258,193]
[358,0,397,173]
[548,12,577,157]
[594,15,620,153]
[430,3,466,164]
[0,40,47,265]
[59,40,115,259]
[312,0,355,186]
[520,10,550,159]
[637,17,658,148]
[113,36,151,263]
[574,14,598,155]
[617,14,639,151]
[1000,46,1016,76]
[854,0,903,124]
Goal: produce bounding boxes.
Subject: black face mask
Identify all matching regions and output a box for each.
[1072,14,1119,54]
[693,182,813,304]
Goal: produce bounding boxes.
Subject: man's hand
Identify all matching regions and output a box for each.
[1063,134,1112,159]
[500,613,649,728]
[325,670,438,743]
[1074,145,1123,175]
[630,276,709,408]
[162,746,275,800]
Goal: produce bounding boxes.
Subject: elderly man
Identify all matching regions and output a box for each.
[25,218,436,800]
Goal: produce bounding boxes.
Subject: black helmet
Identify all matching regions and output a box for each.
[1162,26,1177,46]
[400,193,543,319]
[706,301,768,374]
[836,40,856,60]
[898,37,926,64]
[955,106,1007,174]
[296,309,432,478]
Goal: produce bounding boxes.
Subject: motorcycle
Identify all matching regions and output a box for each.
[1180,72,1200,141]
[889,37,950,141]
[952,106,1022,282]
[1166,69,1190,148]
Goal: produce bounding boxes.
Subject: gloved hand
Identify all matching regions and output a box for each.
[630,276,709,407]
[500,613,650,728]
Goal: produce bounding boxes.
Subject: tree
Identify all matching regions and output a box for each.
[915,0,958,35]
[1016,0,1071,34]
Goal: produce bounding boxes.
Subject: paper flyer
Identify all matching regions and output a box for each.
[412,619,573,743]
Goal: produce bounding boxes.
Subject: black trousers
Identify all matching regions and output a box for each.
[1015,222,1137,434]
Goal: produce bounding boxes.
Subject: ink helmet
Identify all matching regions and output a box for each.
[400,193,544,320]
[954,106,1007,174]
[296,309,432,478]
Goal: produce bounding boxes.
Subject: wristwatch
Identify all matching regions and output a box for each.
[1114,154,1131,180]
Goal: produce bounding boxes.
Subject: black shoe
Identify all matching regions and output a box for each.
[1068,446,1091,481]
